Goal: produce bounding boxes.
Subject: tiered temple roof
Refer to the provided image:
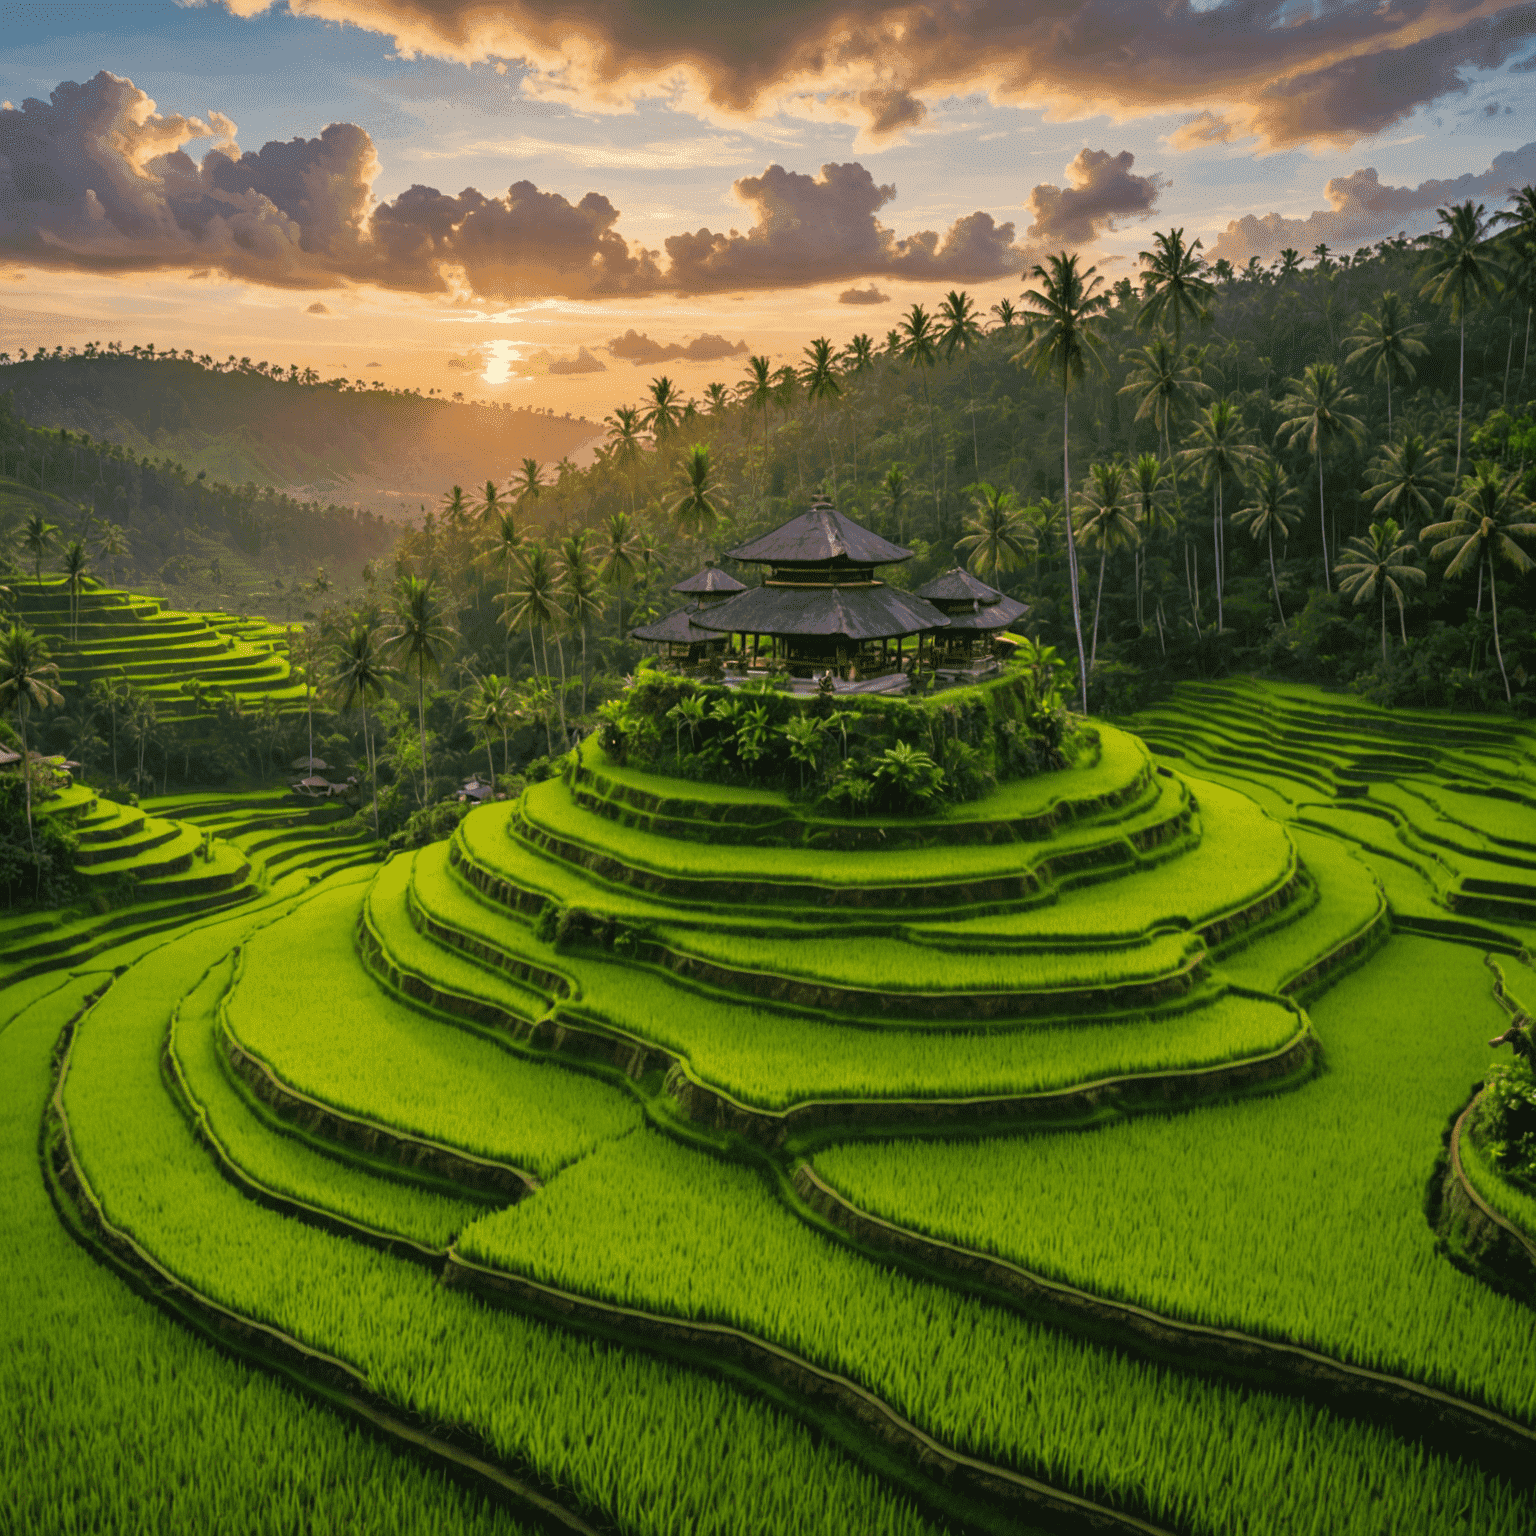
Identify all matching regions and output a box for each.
[916,568,1029,632]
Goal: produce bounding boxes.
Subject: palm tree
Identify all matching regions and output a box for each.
[1117,335,1210,620]
[956,483,1032,583]
[476,479,507,526]
[1136,228,1214,353]
[558,532,604,714]
[61,540,88,642]
[1075,459,1139,667]
[464,672,514,786]
[1013,251,1111,713]
[1129,451,1173,638]
[382,573,457,805]
[840,333,875,486]
[1422,463,1536,702]
[882,465,909,541]
[511,458,544,517]
[1493,186,1536,400]
[98,523,129,587]
[703,382,730,415]
[1233,456,1301,628]
[898,303,942,530]
[597,510,640,645]
[743,355,773,484]
[939,289,983,476]
[331,619,393,837]
[501,544,565,752]
[1344,291,1428,437]
[440,484,469,528]
[799,337,843,492]
[1420,200,1503,482]
[1276,362,1366,591]
[477,510,525,675]
[642,376,683,442]
[989,297,1018,330]
[0,624,63,856]
[1179,398,1255,632]
[1333,518,1426,663]
[604,405,644,513]
[672,444,726,540]
[1362,433,1446,529]
[1276,248,1303,281]
[22,514,56,586]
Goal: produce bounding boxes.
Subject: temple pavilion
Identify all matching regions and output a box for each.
[916,568,1029,675]
[692,500,951,684]
[628,564,745,667]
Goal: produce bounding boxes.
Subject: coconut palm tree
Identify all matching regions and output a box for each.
[743,355,773,481]
[440,484,469,529]
[989,297,1018,330]
[501,544,565,752]
[881,465,909,542]
[839,333,876,486]
[604,405,644,514]
[1344,291,1429,437]
[898,303,943,529]
[1013,251,1111,713]
[476,478,507,526]
[330,619,394,837]
[61,540,87,642]
[1420,200,1503,482]
[464,671,514,786]
[1493,186,1536,400]
[956,483,1032,583]
[642,376,683,442]
[1136,228,1214,353]
[22,514,56,586]
[477,510,525,676]
[1362,433,1447,529]
[1276,361,1366,591]
[597,510,640,644]
[1179,398,1256,632]
[0,624,63,856]
[1334,518,1426,663]
[1129,451,1174,638]
[1233,456,1301,628]
[98,522,129,588]
[939,289,983,476]
[799,337,843,492]
[1276,248,1302,281]
[1422,463,1536,702]
[558,531,604,714]
[1075,459,1139,668]
[671,444,726,540]
[382,573,457,805]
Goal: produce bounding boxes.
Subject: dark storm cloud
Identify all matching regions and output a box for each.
[1210,141,1536,262]
[839,283,888,304]
[221,0,1536,150]
[605,330,748,364]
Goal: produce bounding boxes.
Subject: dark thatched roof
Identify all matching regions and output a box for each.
[629,605,723,645]
[672,565,746,596]
[725,502,910,567]
[693,583,949,642]
[940,592,1030,632]
[917,567,1003,603]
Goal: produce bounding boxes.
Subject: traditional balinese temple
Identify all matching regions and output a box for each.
[629,564,745,667]
[916,568,1029,676]
[693,500,950,685]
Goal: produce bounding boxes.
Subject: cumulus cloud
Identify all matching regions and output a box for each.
[839,283,888,304]
[1210,141,1536,263]
[605,330,748,364]
[445,350,485,370]
[0,71,1157,302]
[306,301,330,313]
[213,0,1536,151]
[1025,149,1163,246]
[535,345,606,374]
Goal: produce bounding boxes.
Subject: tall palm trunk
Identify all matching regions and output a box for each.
[1455,313,1466,483]
[1060,387,1088,713]
[965,354,979,476]
[1316,449,1331,591]
[16,701,34,858]
[1090,545,1108,668]
[1489,560,1512,703]
[362,695,379,838]
[417,658,429,806]
[554,632,569,745]
[1267,527,1286,627]
[1212,482,1224,631]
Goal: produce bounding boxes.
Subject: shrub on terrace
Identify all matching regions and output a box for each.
[0,774,82,908]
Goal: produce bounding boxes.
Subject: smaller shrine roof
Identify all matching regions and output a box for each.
[941,593,1030,631]
[630,604,721,645]
[725,501,910,567]
[672,565,746,596]
[917,567,1003,603]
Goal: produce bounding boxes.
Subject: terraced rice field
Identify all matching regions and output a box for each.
[7,675,1536,1533]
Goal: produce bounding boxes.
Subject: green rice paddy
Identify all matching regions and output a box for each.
[9,676,1536,1532]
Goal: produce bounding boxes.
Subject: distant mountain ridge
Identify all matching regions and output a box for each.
[0,352,599,503]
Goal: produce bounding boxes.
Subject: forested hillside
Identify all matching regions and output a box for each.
[0,348,598,499]
[400,205,1535,720]
[0,396,397,614]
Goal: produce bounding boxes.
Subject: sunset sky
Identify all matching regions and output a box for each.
[2,1,1534,424]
